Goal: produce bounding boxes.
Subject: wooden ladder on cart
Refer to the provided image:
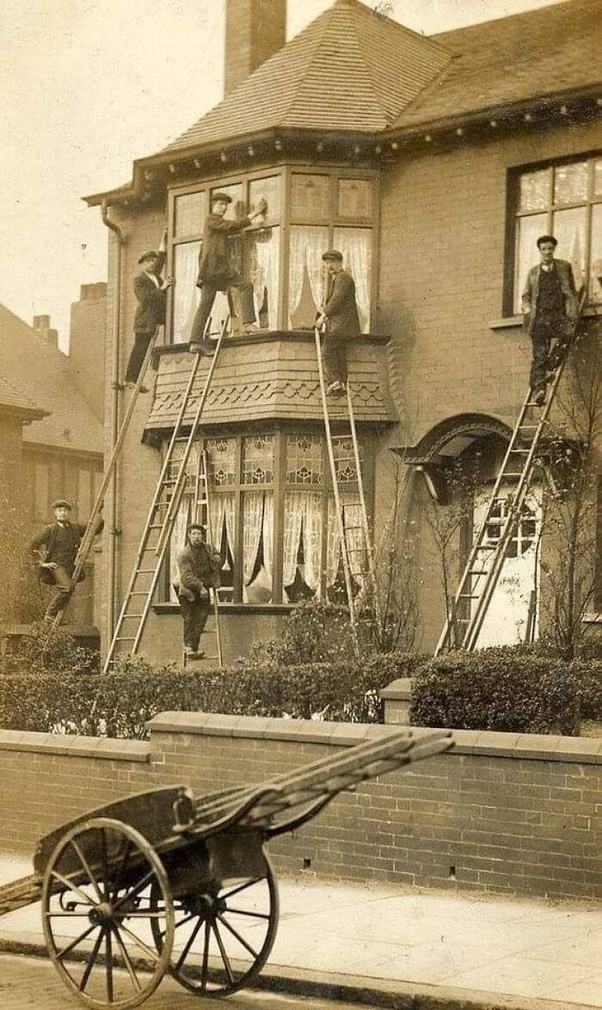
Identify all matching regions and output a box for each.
[435,296,587,655]
[103,318,229,672]
[314,327,381,653]
[43,326,163,642]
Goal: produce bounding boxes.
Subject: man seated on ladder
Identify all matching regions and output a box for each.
[175,523,221,661]
[188,192,268,355]
[316,249,361,397]
[521,234,578,406]
[30,499,104,623]
[124,233,173,389]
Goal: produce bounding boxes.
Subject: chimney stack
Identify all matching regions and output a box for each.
[224,0,286,97]
[33,314,59,350]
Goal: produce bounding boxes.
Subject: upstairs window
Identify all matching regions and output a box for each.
[168,168,376,340]
[511,155,602,313]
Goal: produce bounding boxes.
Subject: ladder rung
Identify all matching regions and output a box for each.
[136,569,157,575]
[121,613,145,619]
[502,473,523,479]
[459,594,479,599]
[129,590,150,596]
[468,570,488,576]
[115,636,136,642]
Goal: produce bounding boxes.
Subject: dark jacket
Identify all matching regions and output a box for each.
[176,540,221,600]
[30,519,103,578]
[196,213,251,290]
[323,269,361,339]
[521,259,578,334]
[133,252,167,334]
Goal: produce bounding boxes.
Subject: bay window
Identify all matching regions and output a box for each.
[168,167,377,339]
[511,155,602,313]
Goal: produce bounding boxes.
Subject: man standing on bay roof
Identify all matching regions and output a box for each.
[189,192,268,354]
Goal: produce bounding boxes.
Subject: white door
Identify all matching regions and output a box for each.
[472,486,541,648]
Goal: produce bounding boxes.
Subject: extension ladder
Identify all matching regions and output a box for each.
[314,327,380,651]
[435,297,587,655]
[103,318,229,672]
[44,326,163,639]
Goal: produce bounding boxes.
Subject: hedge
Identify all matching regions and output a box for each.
[410,646,602,736]
[0,651,424,739]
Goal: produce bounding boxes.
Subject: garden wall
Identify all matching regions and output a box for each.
[0,715,599,900]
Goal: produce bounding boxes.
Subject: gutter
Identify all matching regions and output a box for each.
[100,199,125,649]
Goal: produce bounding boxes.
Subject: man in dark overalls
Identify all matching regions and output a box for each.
[175,524,222,659]
[30,500,103,621]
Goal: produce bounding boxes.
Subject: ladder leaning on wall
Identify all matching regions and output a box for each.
[434,294,587,656]
[314,327,380,654]
[42,326,163,644]
[102,317,229,673]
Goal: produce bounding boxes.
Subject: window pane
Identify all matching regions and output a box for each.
[338,179,372,218]
[554,161,588,206]
[249,176,281,220]
[206,438,237,486]
[174,192,205,237]
[285,434,323,485]
[207,490,236,596]
[514,213,547,313]
[332,436,360,484]
[248,226,280,330]
[283,490,323,599]
[242,435,274,484]
[210,183,244,219]
[243,491,273,602]
[172,241,200,343]
[552,206,587,290]
[594,159,602,197]
[288,225,329,328]
[589,204,602,303]
[291,174,331,221]
[518,169,551,212]
[333,227,372,331]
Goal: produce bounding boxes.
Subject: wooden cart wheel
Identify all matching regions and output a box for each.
[150,854,279,997]
[41,817,174,1009]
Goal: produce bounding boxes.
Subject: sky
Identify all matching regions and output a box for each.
[1,0,565,348]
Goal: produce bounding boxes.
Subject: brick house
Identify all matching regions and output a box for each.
[86,0,601,661]
[0,290,105,627]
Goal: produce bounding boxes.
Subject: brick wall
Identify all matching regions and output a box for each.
[1,716,599,900]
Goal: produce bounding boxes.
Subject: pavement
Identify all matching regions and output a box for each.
[0,850,600,1010]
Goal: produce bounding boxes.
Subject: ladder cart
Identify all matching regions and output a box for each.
[0,727,452,1008]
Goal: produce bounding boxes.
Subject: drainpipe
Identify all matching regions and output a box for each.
[101,199,125,650]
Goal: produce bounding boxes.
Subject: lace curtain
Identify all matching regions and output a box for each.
[326,494,366,590]
[282,491,323,594]
[208,491,236,560]
[333,228,372,332]
[173,241,201,343]
[242,491,274,602]
[169,495,192,600]
[288,226,329,325]
[249,228,280,329]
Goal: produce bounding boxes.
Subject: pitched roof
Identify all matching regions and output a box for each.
[0,374,46,418]
[391,0,600,131]
[161,0,451,154]
[0,303,103,454]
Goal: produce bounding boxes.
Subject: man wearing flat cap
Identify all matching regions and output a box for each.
[189,191,268,353]
[125,235,174,387]
[522,234,578,405]
[30,500,104,622]
[174,523,222,659]
[316,250,361,396]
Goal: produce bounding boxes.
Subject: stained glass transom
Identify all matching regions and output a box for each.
[285,434,323,485]
[205,438,237,486]
[242,435,274,484]
[333,437,360,483]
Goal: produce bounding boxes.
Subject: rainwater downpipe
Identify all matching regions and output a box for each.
[101,198,125,649]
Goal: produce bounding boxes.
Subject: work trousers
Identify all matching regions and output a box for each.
[322,332,348,385]
[190,276,255,345]
[530,314,569,391]
[178,591,210,651]
[45,565,74,619]
[125,331,153,384]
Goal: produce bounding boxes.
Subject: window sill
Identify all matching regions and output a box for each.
[582,612,602,626]
[152,602,296,616]
[489,306,602,331]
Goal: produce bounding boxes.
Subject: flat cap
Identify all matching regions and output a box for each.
[211,191,233,204]
[138,250,161,264]
[52,499,72,510]
[536,234,558,248]
[322,249,343,262]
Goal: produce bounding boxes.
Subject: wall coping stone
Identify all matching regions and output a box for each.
[380,678,412,701]
[0,729,150,762]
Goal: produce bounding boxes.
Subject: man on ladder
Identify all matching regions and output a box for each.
[31,500,103,623]
[175,523,221,661]
[316,249,361,397]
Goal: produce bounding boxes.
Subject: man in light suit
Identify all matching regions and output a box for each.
[316,250,361,397]
[125,244,173,387]
[521,234,578,405]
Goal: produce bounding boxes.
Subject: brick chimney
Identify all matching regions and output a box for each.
[33,314,59,349]
[224,0,286,96]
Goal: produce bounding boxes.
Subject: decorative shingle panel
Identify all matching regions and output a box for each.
[145,335,397,430]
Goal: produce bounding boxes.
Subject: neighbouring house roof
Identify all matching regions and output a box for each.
[0,303,103,454]
[161,0,452,154]
[390,0,600,132]
[0,374,47,420]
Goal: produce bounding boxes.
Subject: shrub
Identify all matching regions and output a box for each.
[0,622,99,677]
[410,646,586,736]
[248,600,360,667]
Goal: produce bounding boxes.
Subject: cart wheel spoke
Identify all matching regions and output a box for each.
[153,853,279,997]
[42,816,174,1009]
